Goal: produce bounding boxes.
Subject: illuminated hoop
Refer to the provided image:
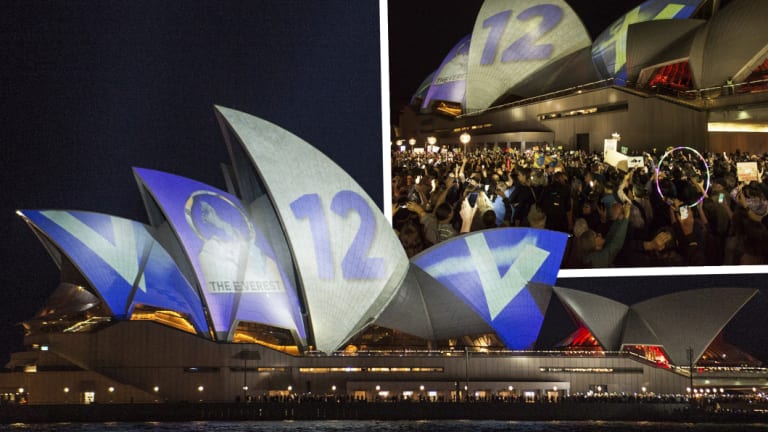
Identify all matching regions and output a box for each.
[654,146,710,207]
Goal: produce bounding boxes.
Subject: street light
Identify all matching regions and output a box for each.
[234,350,261,402]
[460,132,471,153]
[427,136,437,153]
[408,138,416,153]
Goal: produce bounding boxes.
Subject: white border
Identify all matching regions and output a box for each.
[558,265,768,279]
[380,0,393,223]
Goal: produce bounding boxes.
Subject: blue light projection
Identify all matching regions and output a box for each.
[20,210,208,334]
[591,0,704,83]
[134,167,306,342]
[411,228,568,349]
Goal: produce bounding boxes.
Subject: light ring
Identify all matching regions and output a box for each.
[654,146,710,208]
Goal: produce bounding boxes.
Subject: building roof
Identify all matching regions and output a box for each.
[412,0,768,112]
[134,167,307,343]
[554,285,759,364]
[591,0,704,83]
[693,0,768,86]
[464,0,592,111]
[630,287,758,365]
[18,210,209,335]
[553,286,628,351]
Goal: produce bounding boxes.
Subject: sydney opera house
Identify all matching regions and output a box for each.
[397,0,768,155]
[2,0,768,405]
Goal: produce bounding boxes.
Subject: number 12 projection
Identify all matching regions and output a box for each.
[214,106,408,355]
[466,0,591,111]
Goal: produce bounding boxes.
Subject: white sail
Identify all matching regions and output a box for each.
[215,106,409,354]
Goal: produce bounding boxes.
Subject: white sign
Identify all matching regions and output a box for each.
[628,156,644,168]
[603,139,618,155]
[605,149,629,172]
[737,162,759,183]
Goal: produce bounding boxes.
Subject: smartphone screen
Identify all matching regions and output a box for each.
[679,206,689,219]
[468,192,478,207]
[718,193,724,204]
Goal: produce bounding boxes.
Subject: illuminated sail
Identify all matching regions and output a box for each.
[214,106,409,354]
[411,71,436,106]
[591,0,703,83]
[411,228,567,349]
[134,168,306,343]
[18,210,208,334]
[422,35,471,111]
[466,0,591,111]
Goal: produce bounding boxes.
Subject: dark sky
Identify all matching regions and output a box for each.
[0,0,383,364]
[2,0,766,365]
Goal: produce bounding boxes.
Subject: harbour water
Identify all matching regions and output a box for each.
[3,421,768,432]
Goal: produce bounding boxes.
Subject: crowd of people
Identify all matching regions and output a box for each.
[391,146,768,267]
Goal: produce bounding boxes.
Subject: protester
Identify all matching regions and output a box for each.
[392,146,768,268]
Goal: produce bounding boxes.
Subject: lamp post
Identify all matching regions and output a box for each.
[459,132,471,154]
[687,346,694,403]
[234,350,261,402]
[408,138,416,153]
[427,136,437,153]
[464,346,469,401]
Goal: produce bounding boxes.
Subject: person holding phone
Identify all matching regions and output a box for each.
[577,201,631,268]
[724,182,768,264]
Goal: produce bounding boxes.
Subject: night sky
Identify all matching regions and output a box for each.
[2,0,766,365]
[0,0,383,364]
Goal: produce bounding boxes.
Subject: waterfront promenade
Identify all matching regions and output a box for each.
[2,399,767,424]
